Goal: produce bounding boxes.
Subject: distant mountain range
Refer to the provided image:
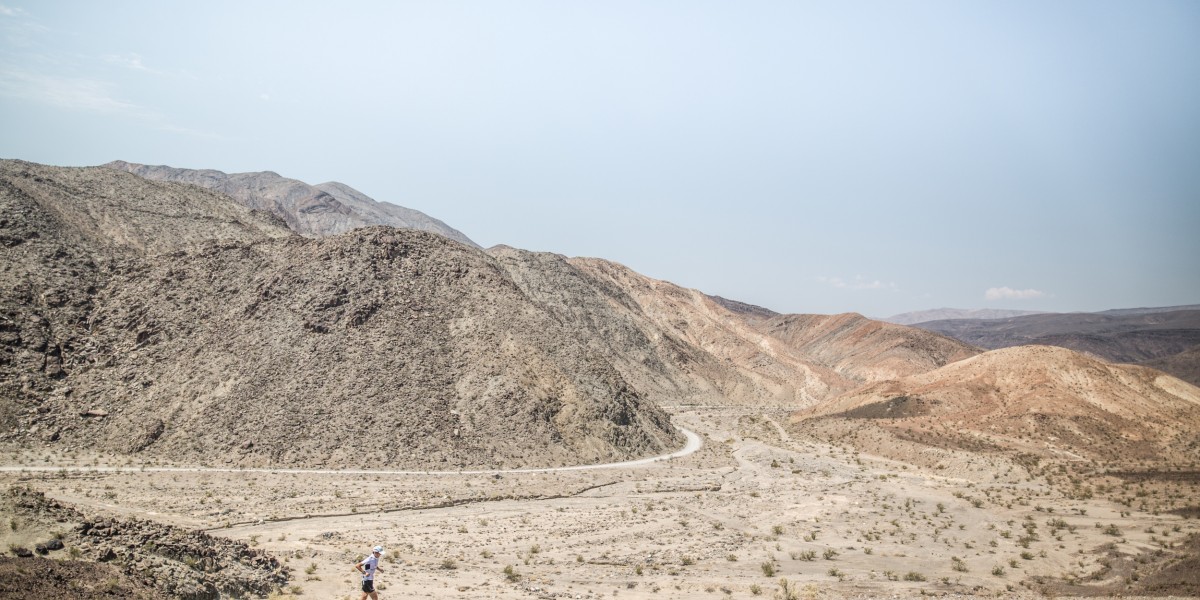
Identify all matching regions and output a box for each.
[886,304,1200,326]
[882,308,1046,325]
[912,309,1200,386]
[103,160,478,248]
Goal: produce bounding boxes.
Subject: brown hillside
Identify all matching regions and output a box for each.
[1,160,678,469]
[565,257,852,407]
[494,254,982,409]
[756,312,979,384]
[798,345,1200,463]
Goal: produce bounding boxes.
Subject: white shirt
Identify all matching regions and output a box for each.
[360,554,380,580]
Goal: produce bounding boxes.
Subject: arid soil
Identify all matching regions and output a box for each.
[3,408,1198,599]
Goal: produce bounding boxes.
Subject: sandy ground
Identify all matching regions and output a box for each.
[3,408,1198,599]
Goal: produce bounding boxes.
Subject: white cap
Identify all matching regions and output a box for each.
[373,546,384,554]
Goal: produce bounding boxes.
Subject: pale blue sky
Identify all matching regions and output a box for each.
[2,1,1197,316]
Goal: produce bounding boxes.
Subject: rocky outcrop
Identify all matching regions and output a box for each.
[6,487,288,599]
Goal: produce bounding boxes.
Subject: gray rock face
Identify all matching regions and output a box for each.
[103,160,479,248]
[1,159,677,469]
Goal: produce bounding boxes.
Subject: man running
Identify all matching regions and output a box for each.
[355,545,385,599]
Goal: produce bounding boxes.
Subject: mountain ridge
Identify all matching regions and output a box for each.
[914,309,1200,385]
[102,160,479,247]
[1,160,676,468]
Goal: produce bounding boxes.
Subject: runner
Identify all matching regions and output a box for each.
[354,545,385,599]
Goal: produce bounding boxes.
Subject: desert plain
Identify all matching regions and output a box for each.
[3,406,1198,599]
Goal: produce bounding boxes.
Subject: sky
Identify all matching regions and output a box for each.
[1,1,1198,317]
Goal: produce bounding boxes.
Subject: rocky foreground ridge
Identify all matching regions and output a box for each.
[3,487,288,598]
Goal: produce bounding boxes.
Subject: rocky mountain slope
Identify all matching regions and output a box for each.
[491,250,845,408]
[705,295,780,323]
[754,312,979,384]
[15,158,1192,472]
[489,249,984,409]
[797,345,1200,464]
[1,160,677,468]
[914,309,1200,385]
[103,160,478,247]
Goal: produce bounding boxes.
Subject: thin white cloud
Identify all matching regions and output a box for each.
[0,68,226,140]
[101,52,160,75]
[984,286,1045,301]
[156,122,227,140]
[0,69,140,113]
[818,275,897,291]
[0,4,26,17]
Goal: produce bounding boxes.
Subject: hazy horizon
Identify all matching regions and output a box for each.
[2,1,1198,316]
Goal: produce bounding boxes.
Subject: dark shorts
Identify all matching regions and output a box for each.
[362,578,375,593]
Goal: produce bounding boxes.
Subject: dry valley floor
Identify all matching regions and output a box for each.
[3,408,1198,599]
